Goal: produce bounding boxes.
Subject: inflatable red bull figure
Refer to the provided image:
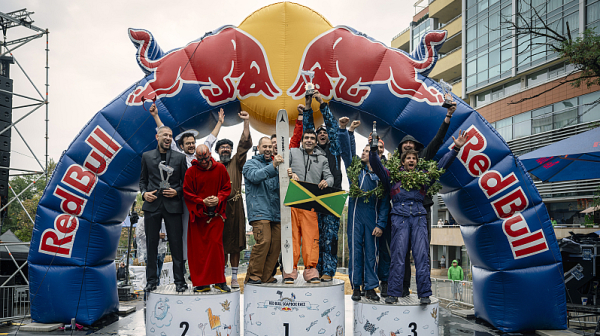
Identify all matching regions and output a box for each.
[28,3,565,332]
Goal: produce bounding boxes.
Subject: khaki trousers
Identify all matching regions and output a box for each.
[246,220,281,283]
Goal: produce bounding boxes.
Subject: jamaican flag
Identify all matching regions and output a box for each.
[283,180,348,217]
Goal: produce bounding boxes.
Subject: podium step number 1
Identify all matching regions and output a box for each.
[277,109,293,274]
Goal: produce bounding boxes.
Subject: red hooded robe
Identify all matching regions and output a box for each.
[183,157,231,286]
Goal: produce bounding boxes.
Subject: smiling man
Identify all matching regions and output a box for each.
[139,125,189,293]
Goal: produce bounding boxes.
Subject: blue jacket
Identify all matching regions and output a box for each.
[243,154,280,222]
[339,129,390,229]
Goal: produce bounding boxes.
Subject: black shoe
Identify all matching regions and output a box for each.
[266,278,278,284]
[385,296,398,304]
[309,277,321,284]
[214,282,231,293]
[176,283,188,293]
[193,285,211,293]
[284,278,294,284]
[401,287,410,298]
[360,286,365,297]
[247,279,262,285]
[420,297,431,305]
[365,289,380,301]
[145,283,157,292]
[351,289,361,302]
[379,281,388,298]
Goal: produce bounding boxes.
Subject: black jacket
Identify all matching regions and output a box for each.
[139,148,188,214]
[398,120,450,207]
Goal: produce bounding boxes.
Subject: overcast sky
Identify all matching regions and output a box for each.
[1,0,415,185]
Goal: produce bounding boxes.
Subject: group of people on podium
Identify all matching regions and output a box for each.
[137,91,469,305]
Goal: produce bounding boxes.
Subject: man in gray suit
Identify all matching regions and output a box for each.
[140,125,188,292]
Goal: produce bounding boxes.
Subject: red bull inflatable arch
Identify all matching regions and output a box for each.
[28,2,566,332]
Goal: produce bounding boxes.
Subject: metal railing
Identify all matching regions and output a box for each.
[0,242,30,322]
[392,27,411,41]
[411,276,474,307]
[438,13,462,30]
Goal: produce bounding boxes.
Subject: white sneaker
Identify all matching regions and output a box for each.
[231,278,240,289]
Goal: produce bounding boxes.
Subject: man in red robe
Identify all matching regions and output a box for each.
[184,144,232,292]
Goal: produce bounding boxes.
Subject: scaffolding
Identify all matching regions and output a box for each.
[0,9,49,231]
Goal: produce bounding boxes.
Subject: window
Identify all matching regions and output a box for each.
[411,19,431,52]
[587,0,600,31]
[527,69,548,86]
[580,90,600,122]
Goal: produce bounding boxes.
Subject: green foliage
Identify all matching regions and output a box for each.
[347,156,384,202]
[386,150,445,197]
[2,159,57,242]
[560,29,600,89]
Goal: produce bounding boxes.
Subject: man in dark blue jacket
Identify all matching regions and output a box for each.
[339,117,390,301]
[243,137,284,284]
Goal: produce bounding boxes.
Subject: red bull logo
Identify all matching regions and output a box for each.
[288,27,447,106]
[451,125,548,259]
[126,26,281,106]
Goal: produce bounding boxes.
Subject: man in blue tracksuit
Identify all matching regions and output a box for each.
[338,117,390,301]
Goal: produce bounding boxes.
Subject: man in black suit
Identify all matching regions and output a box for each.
[140,125,188,292]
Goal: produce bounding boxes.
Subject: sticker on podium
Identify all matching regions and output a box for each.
[244,275,345,335]
[146,284,241,336]
[353,295,439,335]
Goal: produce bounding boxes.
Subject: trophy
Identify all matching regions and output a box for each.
[301,70,316,97]
[158,161,174,192]
[439,79,456,109]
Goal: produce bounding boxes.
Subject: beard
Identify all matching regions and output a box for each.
[219,153,232,164]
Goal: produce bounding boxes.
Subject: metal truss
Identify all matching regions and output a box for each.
[0,9,49,229]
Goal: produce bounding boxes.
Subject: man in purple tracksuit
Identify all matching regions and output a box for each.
[369,131,468,304]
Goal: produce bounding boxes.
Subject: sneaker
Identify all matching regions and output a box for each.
[385,296,398,304]
[214,283,231,293]
[379,281,388,298]
[365,289,380,301]
[230,278,240,288]
[420,297,431,305]
[320,275,333,282]
[193,285,211,293]
[247,278,262,285]
[303,268,320,283]
[283,269,298,283]
[351,289,361,302]
[144,283,157,292]
[176,283,188,293]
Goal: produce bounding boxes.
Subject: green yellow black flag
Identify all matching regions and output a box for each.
[283,180,348,218]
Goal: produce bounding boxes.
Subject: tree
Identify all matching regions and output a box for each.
[498,0,600,105]
[2,159,56,241]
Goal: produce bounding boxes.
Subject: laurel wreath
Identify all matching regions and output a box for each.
[347,150,446,202]
[347,156,384,203]
[386,150,445,197]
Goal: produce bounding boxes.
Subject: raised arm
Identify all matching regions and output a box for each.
[149,104,181,152]
[338,117,353,169]
[290,105,304,149]
[420,105,456,160]
[436,129,469,170]
[236,111,253,169]
[348,120,360,158]
[369,150,391,193]
[319,101,340,157]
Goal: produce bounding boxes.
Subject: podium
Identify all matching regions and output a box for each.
[353,295,439,336]
[146,284,241,336]
[244,275,345,335]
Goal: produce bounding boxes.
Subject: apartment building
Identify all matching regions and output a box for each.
[391,0,600,270]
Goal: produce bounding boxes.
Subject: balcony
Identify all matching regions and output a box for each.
[451,80,462,99]
[391,27,410,52]
[429,0,461,25]
[438,14,462,54]
[430,46,461,82]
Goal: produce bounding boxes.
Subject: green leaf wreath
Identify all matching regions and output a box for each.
[347,156,384,202]
[386,150,445,197]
